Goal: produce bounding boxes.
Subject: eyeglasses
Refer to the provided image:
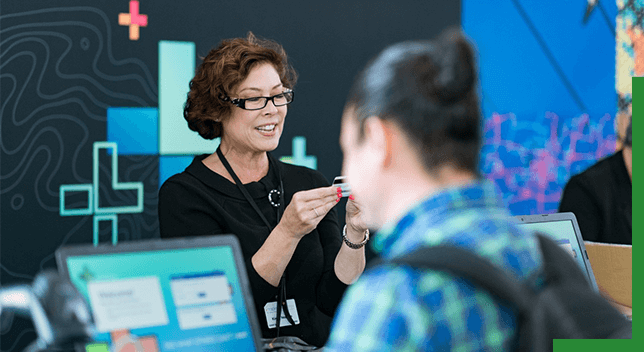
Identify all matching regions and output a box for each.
[221,90,294,111]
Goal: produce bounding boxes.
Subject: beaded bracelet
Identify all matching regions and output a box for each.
[342,225,369,249]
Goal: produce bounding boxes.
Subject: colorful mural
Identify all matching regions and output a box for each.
[465,0,631,215]
[617,0,641,145]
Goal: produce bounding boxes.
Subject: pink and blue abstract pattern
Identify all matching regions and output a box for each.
[481,112,616,215]
[465,1,626,215]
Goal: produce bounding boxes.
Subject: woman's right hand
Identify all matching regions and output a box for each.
[278,186,342,239]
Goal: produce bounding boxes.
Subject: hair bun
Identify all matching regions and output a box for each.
[432,28,476,104]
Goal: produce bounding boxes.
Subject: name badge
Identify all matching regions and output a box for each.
[264,299,300,329]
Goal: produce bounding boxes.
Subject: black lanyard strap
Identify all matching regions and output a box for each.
[215,147,294,333]
[216,147,275,230]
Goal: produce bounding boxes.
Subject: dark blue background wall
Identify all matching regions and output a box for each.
[1,1,460,349]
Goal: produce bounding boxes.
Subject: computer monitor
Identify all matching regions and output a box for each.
[515,212,599,292]
[56,235,263,352]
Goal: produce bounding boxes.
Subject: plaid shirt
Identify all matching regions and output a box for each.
[325,181,542,351]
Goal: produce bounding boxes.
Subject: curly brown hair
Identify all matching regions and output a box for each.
[184,32,298,139]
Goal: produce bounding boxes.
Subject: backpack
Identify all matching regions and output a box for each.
[379,233,632,351]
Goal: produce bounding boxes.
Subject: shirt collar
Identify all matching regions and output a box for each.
[186,153,281,200]
[371,179,501,257]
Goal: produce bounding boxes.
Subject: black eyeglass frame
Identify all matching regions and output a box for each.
[220,90,294,111]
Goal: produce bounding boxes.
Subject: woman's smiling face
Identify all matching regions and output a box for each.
[221,63,288,154]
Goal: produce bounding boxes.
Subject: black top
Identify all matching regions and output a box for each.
[559,150,632,245]
[158,154,348,347]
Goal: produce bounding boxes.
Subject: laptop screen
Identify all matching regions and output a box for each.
[518,220,586,270]
[515,213,598,292]
[57,235,261,352]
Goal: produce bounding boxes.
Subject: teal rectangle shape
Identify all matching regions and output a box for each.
[59,184,93,216]
[158,41,219,155]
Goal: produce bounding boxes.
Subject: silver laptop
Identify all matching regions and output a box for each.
[515,212,599,292]
[56,234,263,352]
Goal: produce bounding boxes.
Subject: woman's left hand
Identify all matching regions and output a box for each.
[345,195,367,238]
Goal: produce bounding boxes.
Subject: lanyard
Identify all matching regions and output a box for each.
[215,147,295,335]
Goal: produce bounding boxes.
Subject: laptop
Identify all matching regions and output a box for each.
[56,234,263,352]
[515,212,599,292]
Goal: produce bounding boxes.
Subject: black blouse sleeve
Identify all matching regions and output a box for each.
[559,175,602,242]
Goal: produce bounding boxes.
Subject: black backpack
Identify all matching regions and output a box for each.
[378,233,632,351]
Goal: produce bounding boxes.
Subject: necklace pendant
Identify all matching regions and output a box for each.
[268,189,281,208]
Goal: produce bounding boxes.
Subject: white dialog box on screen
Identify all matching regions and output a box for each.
[170,272,231,305]
[87,276,169,333]
[170,272,237,330]
[176,303,237,330]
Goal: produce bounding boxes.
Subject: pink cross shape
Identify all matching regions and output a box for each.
[119,0,148,41]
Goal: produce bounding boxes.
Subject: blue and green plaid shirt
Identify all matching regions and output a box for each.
[325,181,542,351]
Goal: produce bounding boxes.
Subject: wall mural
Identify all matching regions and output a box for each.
[464,0,633,215]
[0,0,635,350]
[481,111,616,214]
[617,0,642,133]
[1,5,159,262]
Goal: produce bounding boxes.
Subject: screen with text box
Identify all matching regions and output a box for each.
[65,246,256,352]
[518,220,589,281]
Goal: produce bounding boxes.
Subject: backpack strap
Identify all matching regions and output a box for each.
[533,234,632,340]
[381,245,533,313]
[379,235,631,343]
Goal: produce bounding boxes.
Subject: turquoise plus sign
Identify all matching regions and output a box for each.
[280,136,317,170]
[59,141,143,246]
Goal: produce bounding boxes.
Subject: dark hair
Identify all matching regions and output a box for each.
[346,27,481,175]
[184,32,297,139]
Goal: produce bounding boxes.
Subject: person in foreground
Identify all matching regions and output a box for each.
[324,29,543,351]
[158,33,367,347]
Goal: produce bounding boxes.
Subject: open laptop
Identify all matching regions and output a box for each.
[515,212,599,292]
[56,235,263,352]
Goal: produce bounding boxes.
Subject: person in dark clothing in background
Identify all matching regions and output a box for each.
[157,32,368,347]
[559,117,632,244]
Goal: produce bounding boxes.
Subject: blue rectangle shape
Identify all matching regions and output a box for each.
[107,107,159,155]
[159,155,193,189]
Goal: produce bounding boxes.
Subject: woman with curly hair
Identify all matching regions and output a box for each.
[158,33,367,347]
